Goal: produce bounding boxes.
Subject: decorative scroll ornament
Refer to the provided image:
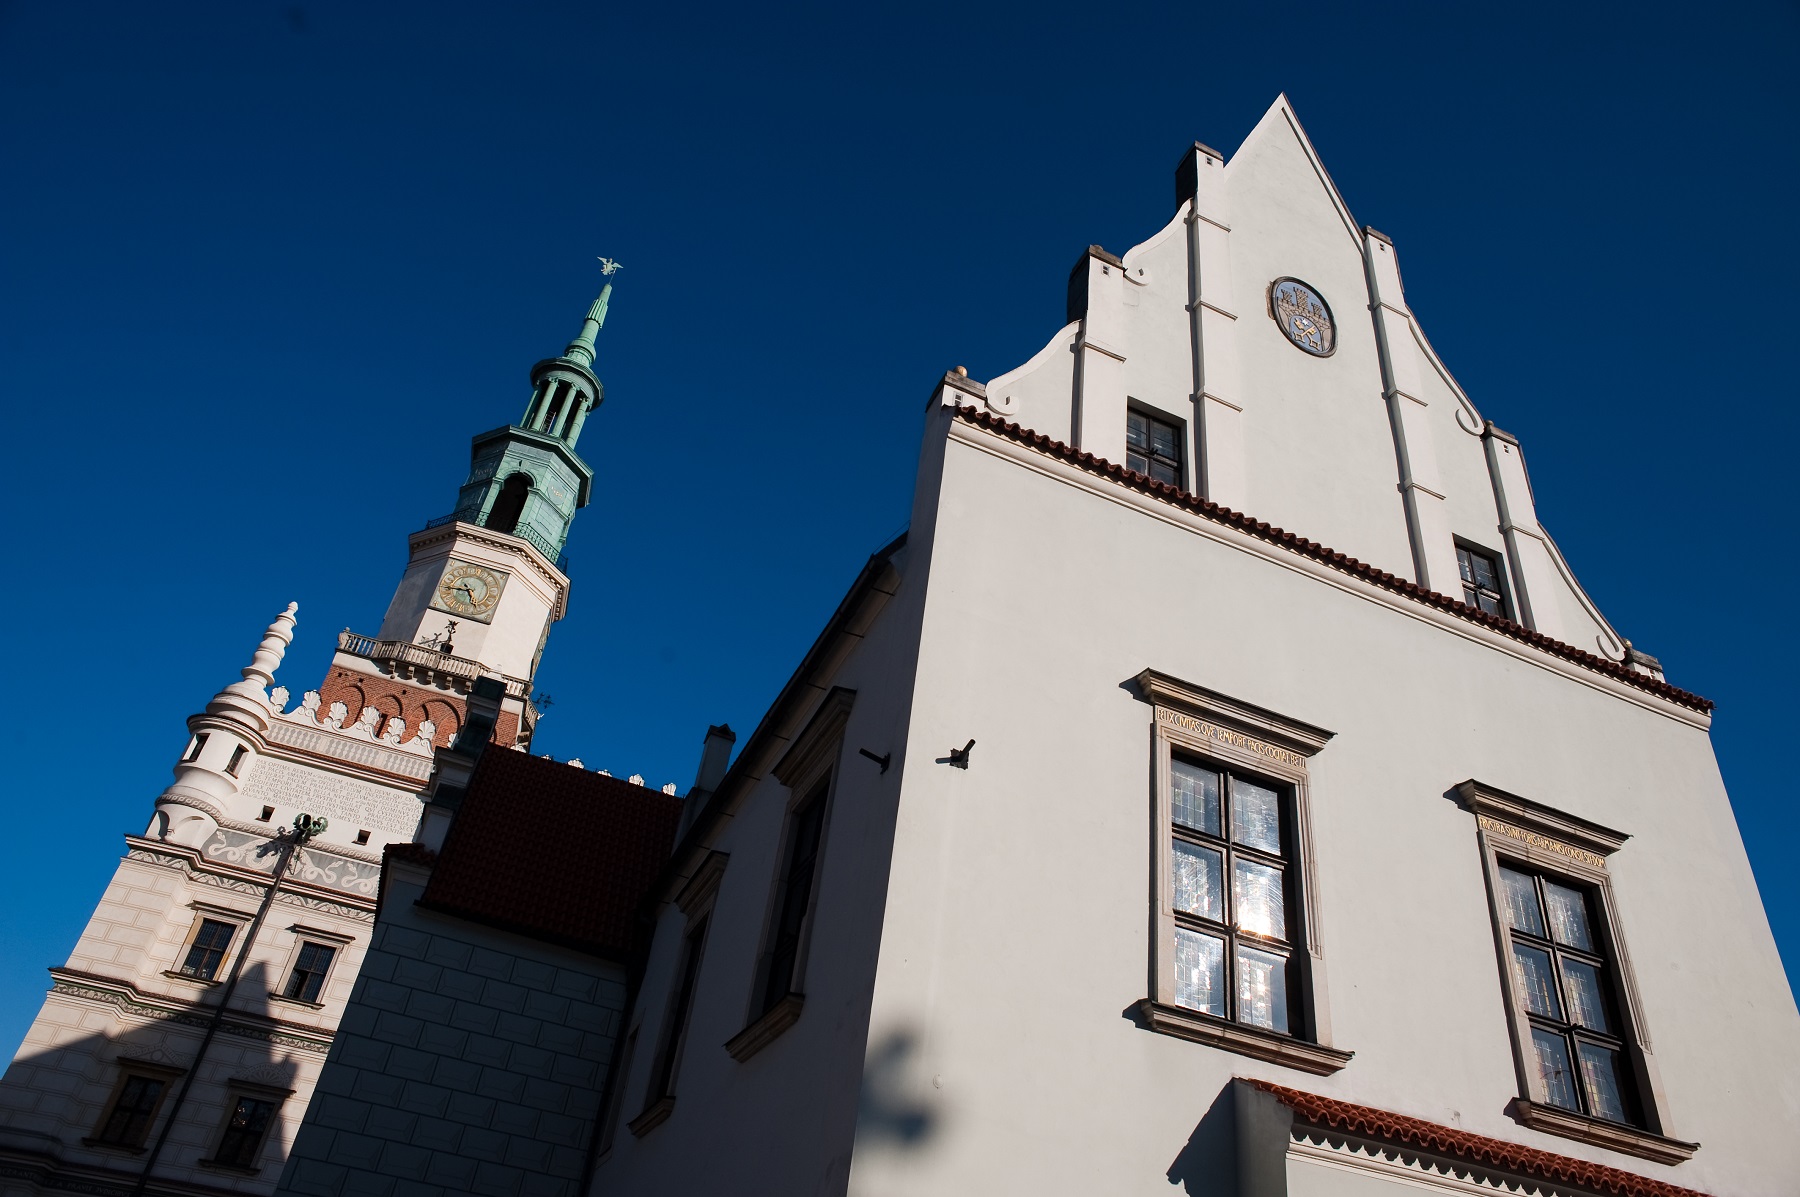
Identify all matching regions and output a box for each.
[1271,278,1335,356]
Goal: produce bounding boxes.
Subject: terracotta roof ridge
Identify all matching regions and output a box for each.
[950,406,1711,713]
[1246,1079,1710,1197]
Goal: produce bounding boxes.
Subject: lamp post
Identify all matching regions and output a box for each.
[131,813,329,1194]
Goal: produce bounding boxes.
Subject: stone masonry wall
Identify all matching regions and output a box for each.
[275,869,625,1197]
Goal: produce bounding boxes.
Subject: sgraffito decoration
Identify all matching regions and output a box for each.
[1271,278,1335,357]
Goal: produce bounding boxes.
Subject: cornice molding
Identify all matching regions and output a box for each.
[947,409,1711,726]
[407,522,569,615]
[1455,780,1629,859]
[1135,670,1334,758]
[47,969,333,1056]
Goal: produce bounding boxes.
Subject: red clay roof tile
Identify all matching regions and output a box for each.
[1250,1080,1709,1197]
[419,750,681,958]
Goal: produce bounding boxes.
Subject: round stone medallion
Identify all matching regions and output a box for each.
[1270,278,1335,356]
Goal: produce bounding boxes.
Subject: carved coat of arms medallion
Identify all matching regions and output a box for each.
[1270,278,1335,356]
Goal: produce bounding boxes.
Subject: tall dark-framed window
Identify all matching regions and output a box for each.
[93,1073,168,1149]
[209,1094,278,1169]
[1136,671,1350,1075]
[180,919,237,981]
[648,916,709,1103]
[1126,409,1183,488]
[282,942,337,1003]
[1456,543,1506,617]
[759,782,827,1018]
[1459,780,1696,1165]
[1169,756,1297,1033]
[1496,862,1637,1125]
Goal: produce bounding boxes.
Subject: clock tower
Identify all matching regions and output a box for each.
[315,278,616,752]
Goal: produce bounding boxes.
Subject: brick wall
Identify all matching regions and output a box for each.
[316,671,523,749]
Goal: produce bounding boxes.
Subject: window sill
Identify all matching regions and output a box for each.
[197,1159,262,1176]
[80,1138,146,1155]
[627,1096,674,1138]
[1508,1099,1698,1165]
[161,970,220,987]
[1137,1000,1353,1076]
[267,991,326,1011]
[724,994,804,1062]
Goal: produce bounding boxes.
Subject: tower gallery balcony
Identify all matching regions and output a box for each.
[335,630,532,703]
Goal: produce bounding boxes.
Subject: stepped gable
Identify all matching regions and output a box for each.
[419,749,682,958]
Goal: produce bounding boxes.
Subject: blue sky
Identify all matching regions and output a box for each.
[1,1,1795,1056]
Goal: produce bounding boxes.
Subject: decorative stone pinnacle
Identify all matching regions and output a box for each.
[212,602,299,721]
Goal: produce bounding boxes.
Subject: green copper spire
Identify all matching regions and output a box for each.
[561,281,612,368]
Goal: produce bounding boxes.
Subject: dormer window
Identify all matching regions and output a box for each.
[1457,543,1507,617]
[1126,409,1183,488]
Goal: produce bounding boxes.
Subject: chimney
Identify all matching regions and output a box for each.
[677,724,736,840]
[693,724,735,794]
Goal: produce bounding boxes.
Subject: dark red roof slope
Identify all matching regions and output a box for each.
[1250,1080,1709,1197]
[420,750,682,958]
[952,406,1712,713]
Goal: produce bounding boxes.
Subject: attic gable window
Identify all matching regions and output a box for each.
[1126,409,1183,488]
[1457,544,1507,617]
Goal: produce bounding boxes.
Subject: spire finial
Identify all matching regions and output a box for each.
[564,257,621,367]
[205,602,299,728]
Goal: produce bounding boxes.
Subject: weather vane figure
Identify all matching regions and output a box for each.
[597,256,623,276]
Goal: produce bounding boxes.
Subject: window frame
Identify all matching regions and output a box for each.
[727,687,853,1062]
[1125,404,1186,490]
[270,925,352,1008]
[629,850,728,1138]
[85,1060,183,1153]
[1454,539,1511,620]
[1459,779,1698,1164]
[200,1081,292,1174]
[167,905,252,986]
[1136,670,1350,1075]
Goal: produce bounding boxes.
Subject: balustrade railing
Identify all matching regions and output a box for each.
[336,631,531,700]
[422,510,568,572]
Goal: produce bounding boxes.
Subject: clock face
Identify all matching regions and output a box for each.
[432,560,507,623]
[1270,278,1336,357]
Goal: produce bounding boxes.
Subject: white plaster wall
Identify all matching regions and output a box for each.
[376,528,563,681]
[839,418,1798,1196]
[591,452,949,1196]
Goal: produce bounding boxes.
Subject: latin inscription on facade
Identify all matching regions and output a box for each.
[1156,708,1305,768]
[241,757,421,837]
[1477,814,1607,870]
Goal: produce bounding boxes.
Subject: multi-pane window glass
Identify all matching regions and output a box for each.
[1169,756,1295,1034]
[96,1074,165,1147]
[1498,863,1638,1125]
[282,942,336,1003]
[213,1095,277,1168]
[181,919,237,981]
[1457,545,1506,617]
[1126,410,1183,488]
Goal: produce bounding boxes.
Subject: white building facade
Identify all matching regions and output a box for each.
[589,99,1798,1196]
